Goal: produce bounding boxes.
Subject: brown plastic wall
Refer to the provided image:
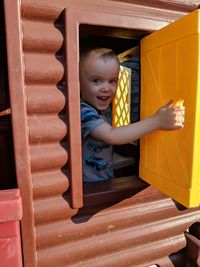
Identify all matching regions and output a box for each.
[109,0,200,12]
[3,0,200,266]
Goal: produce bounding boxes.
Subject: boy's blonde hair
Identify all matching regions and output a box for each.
[80,45,119,63]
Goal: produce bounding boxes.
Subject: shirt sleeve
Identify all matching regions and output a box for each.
[81,103,105,140]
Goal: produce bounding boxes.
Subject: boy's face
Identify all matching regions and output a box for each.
[80,54,120,111]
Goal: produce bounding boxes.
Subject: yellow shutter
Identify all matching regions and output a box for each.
[140,10,200,208]
[112,66,131,127]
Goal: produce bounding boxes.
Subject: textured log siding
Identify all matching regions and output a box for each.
[22,0,70,232]
[22,15,67,157]
[35,188,199,267]
[32,170,69,198]
[27,85,65,114]
[4,0,200,266]
[23,20,62,52]
[29,115,67,144]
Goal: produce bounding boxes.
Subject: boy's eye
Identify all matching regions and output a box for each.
[110,79,118,86]
[92,79,101,84]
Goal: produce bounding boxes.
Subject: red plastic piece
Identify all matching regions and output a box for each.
[0,189,23,267]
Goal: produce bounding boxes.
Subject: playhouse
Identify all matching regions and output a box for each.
[0,0,200,266]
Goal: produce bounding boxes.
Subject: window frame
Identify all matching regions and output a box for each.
[63,5,186,209]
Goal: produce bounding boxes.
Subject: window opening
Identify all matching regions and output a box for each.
[79,25,149,206]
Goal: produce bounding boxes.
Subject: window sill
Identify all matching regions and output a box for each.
[83,175,148,207]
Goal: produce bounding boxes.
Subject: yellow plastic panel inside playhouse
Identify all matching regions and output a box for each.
[112,66,131,128]
[140,10,200,207]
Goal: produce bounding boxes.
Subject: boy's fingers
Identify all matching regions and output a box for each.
[164,99,173,108]
[176,111,185,116]
[175,105,185,111]
[159,100,173,111]
[162,99,185,110]
[175,113,185,128]
[174,109,185,115]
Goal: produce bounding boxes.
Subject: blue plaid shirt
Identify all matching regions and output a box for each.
[81,101,113,182]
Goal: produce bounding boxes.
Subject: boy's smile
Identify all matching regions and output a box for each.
[79,54,120,111]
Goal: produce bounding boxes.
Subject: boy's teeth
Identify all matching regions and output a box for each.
[98,96,109,100]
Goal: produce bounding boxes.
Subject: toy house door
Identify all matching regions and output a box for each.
[139,10,200,208]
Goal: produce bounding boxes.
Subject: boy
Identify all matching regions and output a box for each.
[79,46,185,182]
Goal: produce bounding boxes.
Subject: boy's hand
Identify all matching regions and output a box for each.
[153,100,185,130]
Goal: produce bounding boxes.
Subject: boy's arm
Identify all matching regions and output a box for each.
[91,100,185,145]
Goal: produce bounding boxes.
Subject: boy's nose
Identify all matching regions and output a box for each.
[101,82,110,92]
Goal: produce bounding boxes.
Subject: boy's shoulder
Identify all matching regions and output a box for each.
[80,101,100,123]
[81,101,97,112]
[80,100,112,123]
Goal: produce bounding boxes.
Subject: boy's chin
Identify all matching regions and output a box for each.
[96,101,111,111]
[86,99,111,111]
[96,105,109,111]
